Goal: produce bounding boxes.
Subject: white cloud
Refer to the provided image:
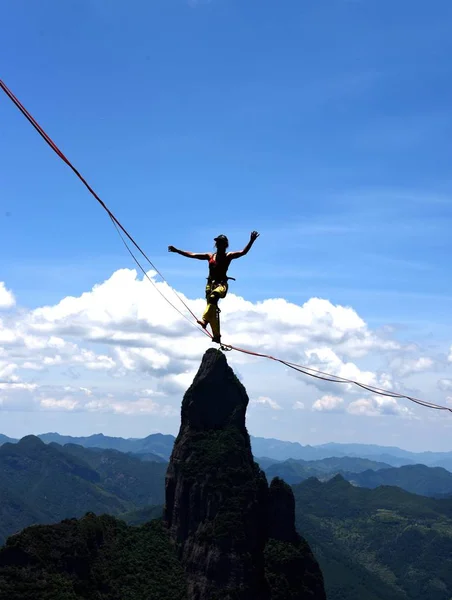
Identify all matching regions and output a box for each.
[251,396,282,410]
[449,347,452,362]
[304,347,388,393]
[447,397,452,407]
[0,283,15,309]
[312,395,344,412]
[390,356,434,377]
[85,397,178,417]
[0,382,37,391]
[0,269,445,424]
[292,401,305,410]
[40,397,80,411]
[347,396,413,418]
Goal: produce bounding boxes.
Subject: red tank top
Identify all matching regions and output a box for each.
[208,253,230,282]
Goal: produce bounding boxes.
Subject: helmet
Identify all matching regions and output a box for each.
[214,234,229,244]
[214,234,229,246]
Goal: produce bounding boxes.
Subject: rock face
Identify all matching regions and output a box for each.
[265,478,327,600]
[164,348,326,600]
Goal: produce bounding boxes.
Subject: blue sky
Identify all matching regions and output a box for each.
[1,0,452,450]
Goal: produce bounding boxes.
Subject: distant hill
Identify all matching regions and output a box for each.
[119,504,164,526]
[0,436,127,545]
[2,432,452,470]
[254,456,282,469]
[60,443,167,506]
[293,475,452,600]
[129,451,167,462]
[0,436,166,546]
[0,434,17,446]
[263,456,391,484]
[37,432,176,460]
[251,437,452,469]
[343,463,452,498]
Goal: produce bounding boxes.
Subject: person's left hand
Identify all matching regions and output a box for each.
[250,231,260,241]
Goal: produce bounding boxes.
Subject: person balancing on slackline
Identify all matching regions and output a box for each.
[168,231,260,344]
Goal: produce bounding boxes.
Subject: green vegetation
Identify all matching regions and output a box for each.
[4,431,452,600]
[0,437,166,546]
[0,514,187,600]
[178,426,267,547]
[265,539,324,600]
[61,443,167,506]
[263,456,391,484]
[293,476,452,600]
[118,505,164,526]
[344,463,452,497]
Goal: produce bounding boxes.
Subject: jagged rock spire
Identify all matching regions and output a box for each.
[164,349,326,600]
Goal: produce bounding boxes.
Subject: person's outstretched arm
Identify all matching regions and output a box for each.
[168,246,210,260]
[228,231,260,260]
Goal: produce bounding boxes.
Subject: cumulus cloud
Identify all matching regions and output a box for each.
[0,283,15,309]
[35,384,179,416]
[0,268,440,420]
[250,396,282,410]
[390,356,434,377]
[303,347,391,394]
[312,395,344,412]
[347,396,413,418]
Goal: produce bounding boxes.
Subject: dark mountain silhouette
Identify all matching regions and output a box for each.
[251,438,452,470]
[164,348,326,599]
[2,431,452,470]
[0,349,326,600]
[343,463,452,497]
[264,456,391,484]
[58,443,166,506]
[0,434,17,445]
[37,431,175,460]
[0,438,166,545]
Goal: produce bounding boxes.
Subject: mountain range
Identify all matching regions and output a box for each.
[293,475,452,600]
[2,432,451,471]
[0,348,326,600]
[1,355,452,600]
[0,436,166,546]
[100,476,452,600]
[1,433,452,548]
[0,442,450,596]
[262,458,452,498]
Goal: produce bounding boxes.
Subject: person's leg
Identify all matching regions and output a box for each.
[197,283,212,329]
[206,284,227,342]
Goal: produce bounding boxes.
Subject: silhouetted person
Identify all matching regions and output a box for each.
[168,231,259,344]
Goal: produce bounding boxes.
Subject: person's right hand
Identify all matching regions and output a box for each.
[168,245,177,253]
